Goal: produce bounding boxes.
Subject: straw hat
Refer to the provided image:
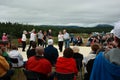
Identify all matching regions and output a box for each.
[72,46,79,53]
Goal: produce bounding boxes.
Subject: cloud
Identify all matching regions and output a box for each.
[0,0,120,27]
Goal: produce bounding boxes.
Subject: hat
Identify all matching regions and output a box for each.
[23,30,27,34]
[113,21,120,39]
[48,39,53,45]
[72,46,79,53]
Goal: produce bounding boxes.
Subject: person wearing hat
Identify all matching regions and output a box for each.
[21,30,27,51]
[44,39,59,66]
[90,21,120,80]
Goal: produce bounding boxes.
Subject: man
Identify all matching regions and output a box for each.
[26,46,52,78]
[90,21,120,80]
[44,39,59,66]
[63,29,70,48]
[28,29,36,50]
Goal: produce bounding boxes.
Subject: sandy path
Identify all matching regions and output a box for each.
[18,45,91,61]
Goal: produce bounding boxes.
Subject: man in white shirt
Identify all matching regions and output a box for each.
[63,29,70,48]
[28,29,36,50]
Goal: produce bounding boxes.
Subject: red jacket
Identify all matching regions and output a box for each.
[26,56,52,75]
[56,57,78,74]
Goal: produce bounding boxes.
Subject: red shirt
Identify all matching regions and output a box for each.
[55,57,78,74]
[26,56,52,75]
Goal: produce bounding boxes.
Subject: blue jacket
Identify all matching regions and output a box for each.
[90,52,120,80]
[44,45,58,65]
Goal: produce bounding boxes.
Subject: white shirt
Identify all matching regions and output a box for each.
[63,32,70,40]
[58,34,64,41]
[9,50,24,67]
[22,34,26,41]
[30,32,36,41]
[38,32,43,39]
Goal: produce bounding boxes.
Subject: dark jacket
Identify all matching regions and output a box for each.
[27,49,36,59]
[44,45,58,66]
[73,53,83,70]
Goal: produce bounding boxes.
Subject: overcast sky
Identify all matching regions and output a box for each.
[0,0,120,27]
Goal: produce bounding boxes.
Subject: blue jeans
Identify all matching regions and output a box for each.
[64,39,70,48]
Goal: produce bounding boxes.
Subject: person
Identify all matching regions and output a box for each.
[72,46,83,71]
[25,46,52,79]
[8,44,24,67]
[21,30,27,51]
[43,31,47,48]
[2,33,8,47]
[77,36,83,46]
[47,29,52,39]
[28,29,36,50]
[37,30,44,46]
[44,39,59,66]
[90,22,120,80]
[55,48,78,80]
[63,29,70,48]
[1,47,11,65]
[84,43,101,80]
[27,42,36,59]
[0,49,14,80]
[2,33,8,42]
[58,31,64,52]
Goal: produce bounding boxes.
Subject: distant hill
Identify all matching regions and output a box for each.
[95,24,114,28]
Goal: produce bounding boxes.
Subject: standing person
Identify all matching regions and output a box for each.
[58,31,64,52]
[21,30,27,52]
[90,22,120,80]
[44,39,59,66]
[47,29,52,39]
[63,29,70,48]
[43,31,47,48]
[2,33,8,47]
[2,33,8,42]
[28,29,36,50]
[37,30,44,46]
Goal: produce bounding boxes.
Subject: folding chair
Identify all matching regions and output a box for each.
[54,72,74,80]
[23,69,48,80]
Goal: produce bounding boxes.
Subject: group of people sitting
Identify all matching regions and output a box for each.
[83,22,120,80]
[0,38,84,80]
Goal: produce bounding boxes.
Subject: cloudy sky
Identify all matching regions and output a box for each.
[0,0,120,27]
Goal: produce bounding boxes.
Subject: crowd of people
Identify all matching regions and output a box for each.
[0,21,120,80]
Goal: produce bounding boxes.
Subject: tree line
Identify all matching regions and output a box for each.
[0,22,113,39]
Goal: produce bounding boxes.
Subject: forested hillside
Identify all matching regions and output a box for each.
[0,22,113,38]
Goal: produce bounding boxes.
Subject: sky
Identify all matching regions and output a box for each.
[0,0,120,27]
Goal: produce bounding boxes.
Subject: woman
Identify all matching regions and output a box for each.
[21,30,27,51]
[58,31,64,52]
[55,48,78,80]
